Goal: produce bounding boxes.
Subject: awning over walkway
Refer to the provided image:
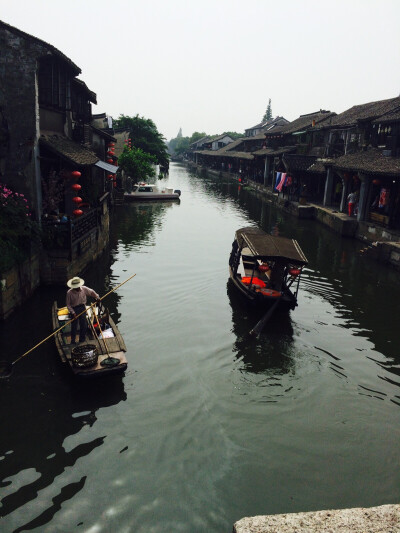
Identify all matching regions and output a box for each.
[95,160,119,173]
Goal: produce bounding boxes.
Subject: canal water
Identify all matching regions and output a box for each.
[1,163,399,532]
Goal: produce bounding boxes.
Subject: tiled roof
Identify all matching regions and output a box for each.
[91,126,116,141]
[308,160,330,173]
[283,154,318,171]
[372,106,400,125]
[40,134,99,166]
[72,79,97,104]
[253,146,296,157]
[281,111,335,134]
[332,148,400,176]
[319,96,400,128]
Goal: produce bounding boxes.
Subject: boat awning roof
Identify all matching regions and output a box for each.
[235,227,308,264]
[95,160,119,173]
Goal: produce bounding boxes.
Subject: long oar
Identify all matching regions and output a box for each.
[92,306,119,368]
[0,273,136,378]
[249,297,281,337]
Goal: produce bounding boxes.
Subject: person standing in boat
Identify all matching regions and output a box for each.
[66,276,100,344]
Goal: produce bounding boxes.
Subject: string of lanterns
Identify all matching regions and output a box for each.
[69,170,83,216]
[106,142,118,188]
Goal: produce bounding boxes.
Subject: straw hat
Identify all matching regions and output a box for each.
[67,276,84,289]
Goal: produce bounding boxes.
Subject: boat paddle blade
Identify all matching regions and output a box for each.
[100,357,120,368]
[249,298,281,337]
[0,361,13,379]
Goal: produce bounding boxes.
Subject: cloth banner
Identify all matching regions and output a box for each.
[275,172,281,190]
[276,173,287,192]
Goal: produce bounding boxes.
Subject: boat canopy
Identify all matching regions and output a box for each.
[235,227,308,265]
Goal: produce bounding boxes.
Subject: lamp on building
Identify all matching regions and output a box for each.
[73,209,83,217]
[71,183,81,192]
[73,196,82,204]
[71,171,81,179]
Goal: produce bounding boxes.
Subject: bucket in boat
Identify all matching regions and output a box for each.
[71,344,98,368]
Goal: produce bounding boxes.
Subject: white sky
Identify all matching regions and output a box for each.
[2,0,400,141]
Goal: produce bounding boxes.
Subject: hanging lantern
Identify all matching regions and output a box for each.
[107,150,114,156]
[71,171,81,179]
[372,179,380,185]
[73,196,82,204]
[107,158,113,163]
[71,183,81,191]
[107,174,114,180]
[73,209,83,216]
[289,268,301,277]
[109,142,115,147]
[258,264,270,273]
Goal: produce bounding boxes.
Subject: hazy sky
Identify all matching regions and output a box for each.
[2,0,400,141]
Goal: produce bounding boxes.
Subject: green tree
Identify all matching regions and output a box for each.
[263,99,272,122]
[189,132,207,144]
[174,137,190,156]
[113,114,170,168]
[118,146,157,183]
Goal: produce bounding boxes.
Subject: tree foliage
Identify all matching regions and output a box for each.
[113,114,169,168]
[168,130,243,156]
[263,99,272,122]
[118,146,157,183]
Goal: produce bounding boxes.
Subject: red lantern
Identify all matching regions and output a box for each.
[71,183,81,191]
[107,174,114,180]
[109,142,115,147]
[258,264,270,273]
[372,179,380,185]
[73,196,82,204]
[71,171,81,178]
[107,158,113,163]
[289,268,301,277]
[107,151,114,156]
[73,209,83,216]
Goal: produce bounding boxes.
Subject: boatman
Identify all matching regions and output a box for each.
[66,276,100,344]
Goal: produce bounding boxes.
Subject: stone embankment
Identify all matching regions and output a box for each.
[191,163,400,271]
[233,504,400,532]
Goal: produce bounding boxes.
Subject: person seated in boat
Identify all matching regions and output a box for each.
[66,276,100,345]
[268,260,286,291]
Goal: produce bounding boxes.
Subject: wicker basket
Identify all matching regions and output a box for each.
[71,344,98,368]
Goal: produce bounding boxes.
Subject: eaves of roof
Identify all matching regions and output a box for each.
[253,146,296,157]
[40,134,99,166]
[332,148,400,176]
[90,125,116,142]
[0,20,81,76]
[321,96,400,129]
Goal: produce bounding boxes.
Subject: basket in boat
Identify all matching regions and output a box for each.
[71,344,98,368]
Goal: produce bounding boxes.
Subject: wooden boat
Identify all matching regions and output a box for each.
[124,182,181,201]
[229,226,308,311]
[52,302,128,378]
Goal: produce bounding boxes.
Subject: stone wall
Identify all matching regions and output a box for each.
[0,253,40,320]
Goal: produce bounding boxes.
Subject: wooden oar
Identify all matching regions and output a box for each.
[0,273,136,378]
[249,297,281,337]
[91,306,119,368]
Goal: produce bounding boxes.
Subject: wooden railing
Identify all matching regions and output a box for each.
[42,193,109,254]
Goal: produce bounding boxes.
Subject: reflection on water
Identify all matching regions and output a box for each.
[227,280,294,376]
[0,164,399,532]
[0,376,126,531]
